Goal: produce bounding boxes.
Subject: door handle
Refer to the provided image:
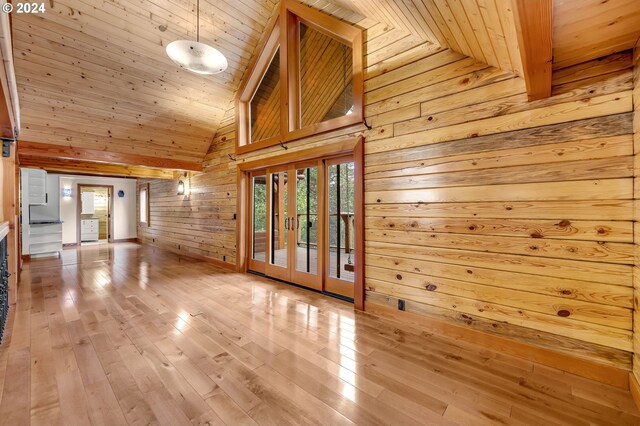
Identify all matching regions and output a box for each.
[285,217,290,230]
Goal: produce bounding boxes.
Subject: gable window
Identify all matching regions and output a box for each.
[236,0,363,154]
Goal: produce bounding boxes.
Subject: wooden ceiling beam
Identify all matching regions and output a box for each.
[0,12,18,139]
[18,155,175,180]
[512,0,553,101]
[17,141,203,172]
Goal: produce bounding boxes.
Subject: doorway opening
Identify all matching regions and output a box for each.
[238,137,364,309]
[77,185,114,245]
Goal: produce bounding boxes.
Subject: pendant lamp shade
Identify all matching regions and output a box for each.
[166,0,228,75]
[166,40,228,75]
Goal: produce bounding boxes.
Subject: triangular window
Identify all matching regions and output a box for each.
[236,0,363,154]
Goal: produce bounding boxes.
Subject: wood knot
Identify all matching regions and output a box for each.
[396,274,402,280]
[461,78,470,84]
[596,227,607,235]
[425,284,437,291]
[557,219,571,227]
[557,309,571,317]
[468,225,476,231]
[505,205,513,211]
[376,198,381,203]
[466,269,473,274]
[530,232,543,238]
[560,289,572,295]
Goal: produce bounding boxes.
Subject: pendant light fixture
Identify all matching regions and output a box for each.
[166,0,228,75]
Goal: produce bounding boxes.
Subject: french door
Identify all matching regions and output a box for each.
[247,156,356,299]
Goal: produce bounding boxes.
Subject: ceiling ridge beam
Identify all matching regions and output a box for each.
[17,141,203,172]
[512,0,553,101]
[18,154,176,179]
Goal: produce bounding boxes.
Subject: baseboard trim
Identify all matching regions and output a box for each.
[366,301,629,389]
[141,240,237,272]
[63,243,78,248]
[112,238,139,243]
[631,374,640,410]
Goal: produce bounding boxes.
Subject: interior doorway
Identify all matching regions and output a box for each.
[239,138,364,307]
[77,185,114,245]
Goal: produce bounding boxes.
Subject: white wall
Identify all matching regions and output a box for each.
[57,174,137,244]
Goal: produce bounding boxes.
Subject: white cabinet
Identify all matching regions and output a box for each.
[27,169,47,205]
[29,223,63,255]
[30,175,60,221]
[81,219,99,242]
[81,192,95,214]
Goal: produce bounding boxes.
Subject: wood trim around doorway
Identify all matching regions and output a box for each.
[236,136,365,310]
[76,184,114,245]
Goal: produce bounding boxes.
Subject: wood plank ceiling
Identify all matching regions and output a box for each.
[12,0,640,164]
[13,0,280,162]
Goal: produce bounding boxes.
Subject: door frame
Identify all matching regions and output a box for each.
[264,164,292,283]
[236,136,364,310]
[76,184,114,245]
[323,154,356,299]
[289,159,324,291]
[247,170,267,275]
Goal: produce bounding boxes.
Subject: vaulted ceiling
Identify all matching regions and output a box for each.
[12,0,640,166]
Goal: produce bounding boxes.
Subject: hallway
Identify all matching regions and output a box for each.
[0,243,638,425]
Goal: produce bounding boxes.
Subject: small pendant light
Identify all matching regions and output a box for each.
[166,0,228,75]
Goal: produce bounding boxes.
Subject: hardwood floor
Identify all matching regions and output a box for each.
[0,242,638,425]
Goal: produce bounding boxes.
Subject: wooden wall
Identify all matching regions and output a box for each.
[1,145,18,304]
[363,50,635,371]
[632,40,640,387]
[137,172,236,263]
[139,19,637,371]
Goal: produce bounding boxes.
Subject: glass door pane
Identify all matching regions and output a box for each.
[295,166,318,274]
[270,171,288,268]
[327,161,355,283]
[250,47,281,144]
[251,175,267,262]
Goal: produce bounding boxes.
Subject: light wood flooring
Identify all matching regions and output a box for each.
[257,246,355,282]
[0,243,638,425]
